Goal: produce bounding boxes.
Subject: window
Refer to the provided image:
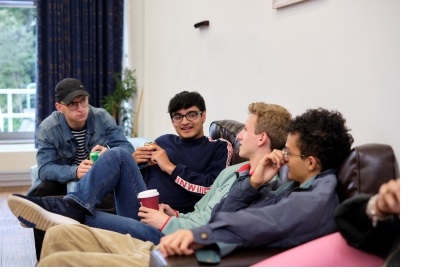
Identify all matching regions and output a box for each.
[0,1,36,142]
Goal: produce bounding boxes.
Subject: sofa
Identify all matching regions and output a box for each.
[149,119,400,267]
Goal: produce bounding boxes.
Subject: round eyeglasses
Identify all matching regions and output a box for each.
[60,97,89,111]
[171,111,203,123]
[282,148,306,159]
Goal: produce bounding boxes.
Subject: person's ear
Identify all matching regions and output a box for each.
[201,111,206,123]
[258,132,269,145]
[306,156,321,171]
[55,103,63,112]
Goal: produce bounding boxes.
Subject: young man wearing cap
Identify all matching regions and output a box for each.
[29,78,135,197]
[27,78,135,261]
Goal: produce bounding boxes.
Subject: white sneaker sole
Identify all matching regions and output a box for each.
[7,195,80,231]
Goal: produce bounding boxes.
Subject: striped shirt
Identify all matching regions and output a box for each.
[71,129,88,165]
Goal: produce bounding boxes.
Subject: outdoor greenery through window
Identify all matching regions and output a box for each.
[0,1,36,141]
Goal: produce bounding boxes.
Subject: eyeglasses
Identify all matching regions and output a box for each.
[171,111,203,123]
[282,148,306,159]
[60,97,89,111]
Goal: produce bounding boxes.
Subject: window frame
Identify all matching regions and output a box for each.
[0,0,36,144]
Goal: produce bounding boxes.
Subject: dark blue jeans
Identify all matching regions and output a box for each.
[85,210,164,244]
[65,147,164,244]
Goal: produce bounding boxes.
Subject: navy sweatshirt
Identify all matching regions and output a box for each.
[141,134,232,213]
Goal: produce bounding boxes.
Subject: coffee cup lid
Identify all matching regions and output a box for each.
[138,189,159,198]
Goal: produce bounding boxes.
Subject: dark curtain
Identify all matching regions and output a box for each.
[35,0,124,135]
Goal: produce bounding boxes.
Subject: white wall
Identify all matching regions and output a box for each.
[126,0,400,162]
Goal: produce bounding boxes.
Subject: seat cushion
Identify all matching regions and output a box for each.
[251,232,384,267]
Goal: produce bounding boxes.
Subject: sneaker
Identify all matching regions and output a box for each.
[7,194,85,231]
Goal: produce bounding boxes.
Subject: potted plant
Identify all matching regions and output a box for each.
[103,68,137,137]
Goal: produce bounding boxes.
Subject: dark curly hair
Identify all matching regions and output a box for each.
[167,91,206,116]
[287,107,354,171]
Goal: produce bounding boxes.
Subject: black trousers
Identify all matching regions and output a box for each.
[28,180,67,261]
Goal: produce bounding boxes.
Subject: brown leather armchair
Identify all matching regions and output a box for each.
[209,120,246,165]
[150,120,400,267]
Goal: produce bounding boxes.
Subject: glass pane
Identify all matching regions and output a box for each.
[0,93,6,113]
[0,4,36,140]
[3,118,10,132]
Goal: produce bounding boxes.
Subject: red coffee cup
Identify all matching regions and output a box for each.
[137,189,159,210]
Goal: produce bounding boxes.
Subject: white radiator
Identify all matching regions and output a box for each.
[0,171,31,187]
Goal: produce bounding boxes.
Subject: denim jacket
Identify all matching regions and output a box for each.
[35,105,134,186]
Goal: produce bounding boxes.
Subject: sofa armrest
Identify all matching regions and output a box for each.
[127,137,152,149]
[150,247,286,267]
[30,164,39,186]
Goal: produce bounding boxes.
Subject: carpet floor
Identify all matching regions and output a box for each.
[0,186,37,267]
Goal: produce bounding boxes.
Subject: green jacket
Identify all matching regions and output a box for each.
[162,162,249,234]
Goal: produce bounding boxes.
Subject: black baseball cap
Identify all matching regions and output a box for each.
[55,78,90,105]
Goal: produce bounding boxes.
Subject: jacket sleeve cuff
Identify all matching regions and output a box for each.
[159,216,173,231]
